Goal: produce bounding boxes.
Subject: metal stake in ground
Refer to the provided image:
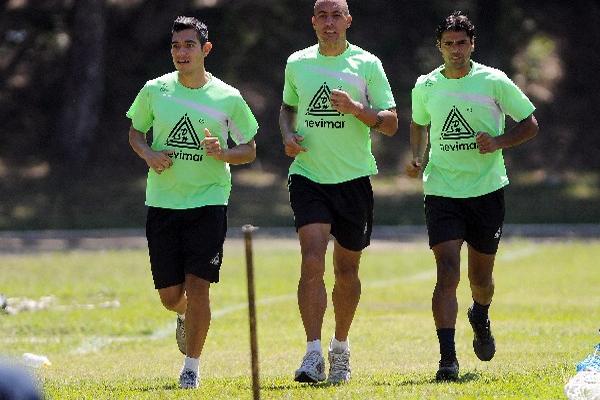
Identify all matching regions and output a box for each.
[242,224,260,400]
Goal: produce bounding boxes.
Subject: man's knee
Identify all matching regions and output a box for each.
[435,257,460,289]
[333,262,359,284]
[158,287,185,310]
[160,296,181,310]
[300,248,326,277]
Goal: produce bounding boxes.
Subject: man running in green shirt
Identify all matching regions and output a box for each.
[280,0,398,384]
[406,11,539,381]
[126,16,258,389]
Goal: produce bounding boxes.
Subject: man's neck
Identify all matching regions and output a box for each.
[442,61,472,79]
[178,69,209,89]
[318,40,348,57]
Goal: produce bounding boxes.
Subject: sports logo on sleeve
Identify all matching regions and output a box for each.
[166,114,202,149]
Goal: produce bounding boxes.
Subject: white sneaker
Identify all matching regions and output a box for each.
[294,351,326,383]
[327,347,351,384]
[176,315,186,355]
[179,368,199,389]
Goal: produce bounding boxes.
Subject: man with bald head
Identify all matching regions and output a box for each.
[280,0,397,384]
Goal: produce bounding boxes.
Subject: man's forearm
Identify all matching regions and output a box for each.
[128,126,152,161]
[410,121,429,159]
[495,114,539,149]
[279,104,297,139]
[353,105,398,136]
[221,141,256,165]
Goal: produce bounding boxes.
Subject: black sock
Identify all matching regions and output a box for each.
[436,328,456,362]
[471,300,490,321]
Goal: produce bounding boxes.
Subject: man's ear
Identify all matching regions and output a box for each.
[347,14,352,28]
[202,41,213,56]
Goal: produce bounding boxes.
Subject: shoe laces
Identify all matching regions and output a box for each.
[471,317,492,342]
[329,350,350,375]
[301,351,323,370]
[180,369,197,385]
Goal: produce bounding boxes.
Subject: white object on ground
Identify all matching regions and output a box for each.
[22,353,51,368]
[565,370,600,400]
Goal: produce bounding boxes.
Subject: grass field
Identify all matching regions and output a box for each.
[1,238,599,399]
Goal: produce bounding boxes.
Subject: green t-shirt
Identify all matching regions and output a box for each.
[126,72,258,209]
[412,61,535,198]
[283,43,396,184]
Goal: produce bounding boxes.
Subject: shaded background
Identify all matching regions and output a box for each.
[1,0,599,230]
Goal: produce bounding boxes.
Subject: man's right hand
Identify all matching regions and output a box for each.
[145,150,174,174]
[283,132,307,158]
[405,158,422,178]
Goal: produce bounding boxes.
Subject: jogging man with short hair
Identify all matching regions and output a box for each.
[406,11,539,381]
[126,16,258,389]
[280,0,398,384]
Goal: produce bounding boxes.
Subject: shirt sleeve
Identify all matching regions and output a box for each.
[411,83,430,125]
[366,58,396,110]
[495,73,536,122]
[125,83,153,133]
[282,60,299,107]
[227,94,259,145]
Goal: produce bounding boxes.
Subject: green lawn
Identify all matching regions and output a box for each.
[1,239,599,399]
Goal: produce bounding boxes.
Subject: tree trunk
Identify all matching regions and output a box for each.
[55,0,106,167]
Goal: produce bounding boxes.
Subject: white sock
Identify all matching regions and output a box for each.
[306,339,322,354]
[183,356,199,373]
[330,337,349,353]
[178,313,185,321]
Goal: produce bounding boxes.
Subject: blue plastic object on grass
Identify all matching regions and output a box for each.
[576,343,600,372]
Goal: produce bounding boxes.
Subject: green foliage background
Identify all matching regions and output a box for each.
[1,0,599,229]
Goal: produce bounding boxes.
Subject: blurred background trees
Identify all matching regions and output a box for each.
[1,0,599,229]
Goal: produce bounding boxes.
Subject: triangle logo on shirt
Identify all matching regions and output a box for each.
[441,106,475,140]
[166,114,202,149]
[305,82,342,117]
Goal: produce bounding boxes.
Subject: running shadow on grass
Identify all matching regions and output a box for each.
[370,371,480,387]
[121,382,180,393]
[436,372,480,384]
[262,381,342,391]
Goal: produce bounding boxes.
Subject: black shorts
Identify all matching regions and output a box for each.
[146,205,227,288]
[424,188,505,255]
[288,174,373,251]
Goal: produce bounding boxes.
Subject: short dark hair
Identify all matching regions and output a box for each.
[436,11,475,42]
[172,16,208,45]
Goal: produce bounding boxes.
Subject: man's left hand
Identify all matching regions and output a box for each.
[201,128,225,160]
[330,89,359,115]
[476,131,500,154]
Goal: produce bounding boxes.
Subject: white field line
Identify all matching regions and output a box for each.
[5,247,538,354]
[497,245,538,262]
[69,273,431,354]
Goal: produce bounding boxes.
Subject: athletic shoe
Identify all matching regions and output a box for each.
[327,348,351,384]
[176,315,186,355]
[435,358,459,381]
[467,306,496,361]
[294,351,326,383]
[179,368,198,389]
